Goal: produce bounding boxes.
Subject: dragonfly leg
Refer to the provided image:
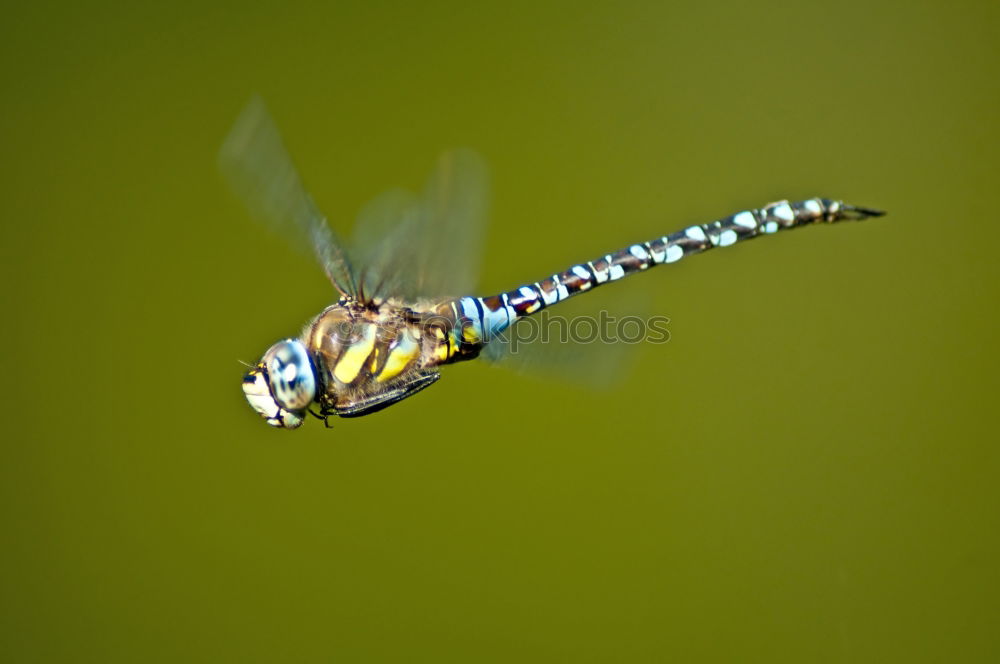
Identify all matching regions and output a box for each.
[308,406,335,428]
[333,371,441,418]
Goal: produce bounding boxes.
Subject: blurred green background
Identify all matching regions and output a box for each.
[3,0,998,661]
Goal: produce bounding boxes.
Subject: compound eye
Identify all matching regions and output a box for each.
[264,339,316,411]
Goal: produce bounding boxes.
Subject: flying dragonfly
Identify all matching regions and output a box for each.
[221,98,884,429]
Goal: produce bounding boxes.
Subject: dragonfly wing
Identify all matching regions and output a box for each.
[351,149,489,301]
[350,187,422,301]
[219,97,357,298]
[480,285,651,391]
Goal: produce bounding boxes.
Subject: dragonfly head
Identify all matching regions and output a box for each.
[242,339,317,428]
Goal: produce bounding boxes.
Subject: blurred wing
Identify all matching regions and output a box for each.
[480,284,651,391]
[350,187,422,300]
[351,149,489,301]
[219,97,357,298]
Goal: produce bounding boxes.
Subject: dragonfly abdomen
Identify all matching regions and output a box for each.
[467,198,883,339]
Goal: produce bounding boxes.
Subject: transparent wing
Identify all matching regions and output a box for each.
[480,285,653,391]
[351,149,489,301]
[349,187,421,300]
[219,96,357,298]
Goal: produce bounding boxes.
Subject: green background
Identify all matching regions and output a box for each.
[3,1,998,661]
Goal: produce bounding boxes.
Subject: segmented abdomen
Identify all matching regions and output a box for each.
[459,198,882,340]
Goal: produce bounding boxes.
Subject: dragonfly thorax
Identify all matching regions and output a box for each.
[303,298,480,418]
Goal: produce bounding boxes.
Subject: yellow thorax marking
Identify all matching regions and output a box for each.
[461,323,481,344]
[377,332,420,383]
[333,325,377,384]
[431,326,450,362]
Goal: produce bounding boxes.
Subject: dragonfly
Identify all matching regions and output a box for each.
[221,98,884,429]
